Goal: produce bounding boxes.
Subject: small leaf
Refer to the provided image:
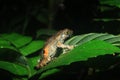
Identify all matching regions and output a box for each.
[99,6,115,12]
[0,61,28,75]
[0,33,32,48]
[0,38,17,51]
[0,44,17,51]
[0,38,11,45]
[20,40,44,56]
[100,0,120,8]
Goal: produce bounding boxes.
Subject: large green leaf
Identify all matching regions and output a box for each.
[30,33,120,79]
[34,40,120,79]
[0,61,28,75]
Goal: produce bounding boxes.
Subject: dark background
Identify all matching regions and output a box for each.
[0,0,120,36]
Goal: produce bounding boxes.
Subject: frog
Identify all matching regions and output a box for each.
[36,28,74,69]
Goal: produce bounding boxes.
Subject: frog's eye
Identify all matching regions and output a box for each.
[67,30,73,35]
[67,31,70,34]
[64,31,69,35]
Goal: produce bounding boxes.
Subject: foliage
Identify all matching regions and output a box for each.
[0,0,120,80]
[0,33,120,80]
[95,0,120,22]
[0,0,64,34]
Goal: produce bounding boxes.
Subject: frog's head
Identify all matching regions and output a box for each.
[61,28,73,40]
[62,29,73,38]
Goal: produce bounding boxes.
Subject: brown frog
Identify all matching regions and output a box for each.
[36,28,74,69]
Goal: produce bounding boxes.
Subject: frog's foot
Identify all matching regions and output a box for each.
[36,57,51,69]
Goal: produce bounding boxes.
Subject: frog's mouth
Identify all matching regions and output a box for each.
[69,33,73,37]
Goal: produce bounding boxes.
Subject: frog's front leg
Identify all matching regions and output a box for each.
[57,42,74,50]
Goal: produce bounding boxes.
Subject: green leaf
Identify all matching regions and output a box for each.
[0,38,17,51]
[19,40,44,56]
[39,69,60,79]
[0,48,32,77]
[0,47,28,67]
[99,6,115,12]
[0,61,28,75]
[65,33,107,45]
[0,33,32,48]
[65,33,96,45]
[27,56,40,76]
[0,38,11,45]
[65,33,120,47]
[0,48,21,62]
[0,43,17,51]
[37,40,120,75]
[100,0,120,8]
